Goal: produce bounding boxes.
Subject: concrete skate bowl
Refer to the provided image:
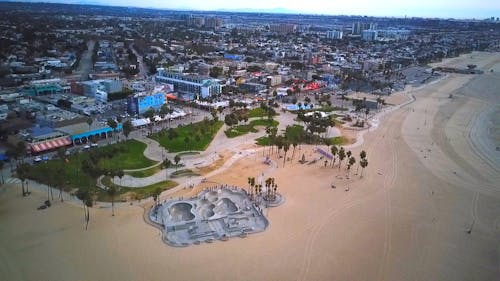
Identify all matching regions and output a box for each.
[206,191,218,202]
[197,200,216,219]
[169,202,195,222]
[214,198,238,216]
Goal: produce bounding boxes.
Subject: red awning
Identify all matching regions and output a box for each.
[31,137,72,153]
[166,93,177,100]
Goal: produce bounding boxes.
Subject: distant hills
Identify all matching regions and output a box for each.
[217,7,300,14]
[2,1,302,15]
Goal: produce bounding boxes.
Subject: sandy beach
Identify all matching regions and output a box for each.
[1,51,499,281]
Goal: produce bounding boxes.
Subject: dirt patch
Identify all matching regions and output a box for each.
[195,150,234,176]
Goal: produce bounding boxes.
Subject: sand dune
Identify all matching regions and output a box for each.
[0,52,499,281]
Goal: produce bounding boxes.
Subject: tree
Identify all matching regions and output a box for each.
[152,187,162,206]
[123,120,133,139]
[107,184,118,216]
[107,118,118,141]
[55,168,65,202]
[247,177,255,198]
[283,141,290,167]
[357,150,367,174]
[76,189,93,230]
[16,163,28,196]
[209,66,223,78]
[86,117,93,132]
[338,147,346,170]
[331,145,338,167]
[174,154,181,170]
[347,156,356,177]
[144,108,156,134]
[0,161,4,184]
[360,158,369,178]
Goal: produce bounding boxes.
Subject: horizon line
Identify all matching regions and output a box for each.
[2,1,498,21]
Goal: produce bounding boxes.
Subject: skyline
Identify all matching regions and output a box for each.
[8,0,500,19]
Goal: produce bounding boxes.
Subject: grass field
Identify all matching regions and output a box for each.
[125,165,162,178]
[170,168,200,178]
[225,119,279,138]
[329,136,349,145]
[99,176,178,201]
[25,140,156,192]
[151,120,223,152]
[248,107,278,118]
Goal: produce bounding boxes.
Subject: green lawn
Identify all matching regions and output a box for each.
[170,169,200,178]
[329,136,349,145]
[150,120,223,152]
[255,136,270,146]
[99,176,178,201]
[126,165,162,178]
[97,140,157,170]
[248,107,278,118]
[225,119,279,138]
[25,140,156,192]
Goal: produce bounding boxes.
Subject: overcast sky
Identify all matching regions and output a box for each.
[27,0,500,18]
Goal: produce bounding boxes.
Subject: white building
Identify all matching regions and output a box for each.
[326,30,343,40]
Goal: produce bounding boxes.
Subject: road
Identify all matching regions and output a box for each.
[73,40,95,81]
[129,43,148,79]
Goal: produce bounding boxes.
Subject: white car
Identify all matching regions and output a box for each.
[34,156,42,162]
[83,145,91,149]
[90,143,98,147]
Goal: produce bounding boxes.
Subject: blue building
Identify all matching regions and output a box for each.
[127,92,165,115]
[224,53,245,61]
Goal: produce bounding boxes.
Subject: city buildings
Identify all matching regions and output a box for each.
[155,70,223,99]
[127,91,166,115]
[270,23,297,33]
[326,30,343,40]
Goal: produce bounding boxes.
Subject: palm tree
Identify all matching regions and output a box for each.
[291,141,298,160]
[0,161,4,184]
[174,154,181,171]
[117,169,124,186]
[107,118,118,141]
[144,108,156,135]
[338,147,346,170]
[107,185,118,216]
[86,117,93,132]
[346,150,352,166]
[56,168,65,202]
[76,189,93,230]
[330,145,338,167]
[283,141,290,167]
[360,158,369,178]
[122,120,133,140]
[357,150,367,174]
[16,164,26,196]
[247,177,255,198]
[347,156,356,177]
[152,187,163,206]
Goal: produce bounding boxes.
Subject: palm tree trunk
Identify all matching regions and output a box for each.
[21,181,25,196]
[111,198,115,216]
[85,207,90,230]
[59,187,64,202]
